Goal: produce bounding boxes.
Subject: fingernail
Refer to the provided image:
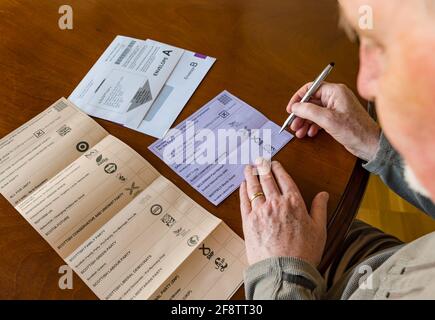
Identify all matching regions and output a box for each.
[255,157,265,166]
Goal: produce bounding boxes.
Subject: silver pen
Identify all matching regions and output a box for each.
[279,62,335,133]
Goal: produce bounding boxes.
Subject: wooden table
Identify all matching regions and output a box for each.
[0,0,368,299]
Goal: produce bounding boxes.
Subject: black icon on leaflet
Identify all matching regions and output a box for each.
[218,110,230,119]
[215,257,228,272]
[150,204,163,215]
[96,154,108,166]
[85,149,98,159]
[117,173,126,182]
[76,141,89,152]
[125,182,140,195]
[199,244,214,260]
[33,129,45,138]
[104,163,117,174]
[187,235,199,247]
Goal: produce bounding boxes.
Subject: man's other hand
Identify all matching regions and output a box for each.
[240,159,329,267]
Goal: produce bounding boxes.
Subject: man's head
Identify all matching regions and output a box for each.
[339,0,435,200]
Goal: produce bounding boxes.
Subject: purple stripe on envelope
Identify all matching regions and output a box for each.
[194,53,207,59]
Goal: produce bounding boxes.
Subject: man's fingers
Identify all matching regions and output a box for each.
[287,82,315,108]
[286,82,312,114]
[308,124,321,137]
[287,81,329,111]
[310,192,329,227]
[295,122,310,138]
[270,161,301,196]
[290,117,305,132]
[292,102,332,130]
[244,165,265,205]
[239,181,251,217]
[256,158,280,197]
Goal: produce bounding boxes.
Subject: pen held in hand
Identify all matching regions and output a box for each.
[279,62,335,133]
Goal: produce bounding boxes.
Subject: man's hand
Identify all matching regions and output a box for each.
[240,159,329,267]
[287,82,381,162]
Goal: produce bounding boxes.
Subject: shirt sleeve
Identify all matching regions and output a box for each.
[244,257,326,300]
[363,132,435,217]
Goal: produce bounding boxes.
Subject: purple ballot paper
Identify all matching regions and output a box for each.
[149,91,293,205]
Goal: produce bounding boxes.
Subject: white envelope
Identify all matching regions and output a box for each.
[69,36,184,126]
[69,36,215,138]
[136,50,216,138]
[124,40,184,129]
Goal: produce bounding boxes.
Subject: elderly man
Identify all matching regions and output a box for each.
[241,0,435,299]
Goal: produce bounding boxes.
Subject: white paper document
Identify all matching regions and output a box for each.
[0,98,246,300]
[149,91,293,205]
[69,36,216,138]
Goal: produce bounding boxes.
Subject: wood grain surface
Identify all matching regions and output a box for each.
[0,0,367,299]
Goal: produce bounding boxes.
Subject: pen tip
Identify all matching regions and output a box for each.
[330,62,335,67]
